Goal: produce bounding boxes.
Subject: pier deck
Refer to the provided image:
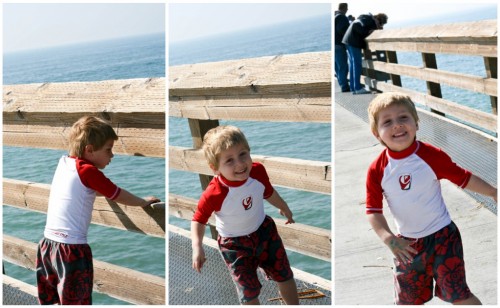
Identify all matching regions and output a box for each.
[334,83,497,305]
[169,226,331,305]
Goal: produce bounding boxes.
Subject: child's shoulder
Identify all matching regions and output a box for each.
[201,176,227,196]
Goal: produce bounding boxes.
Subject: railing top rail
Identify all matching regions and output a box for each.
[367,19,497,44]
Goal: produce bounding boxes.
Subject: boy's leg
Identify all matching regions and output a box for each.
[56,243,94,305]
[452,294,481,305]
[277,278,299,305]
[433,222,474,304]
[218,235,261,304]
[36,238,60,305]
[242,297,260,305]
[393,234,433,305]
[258,217,298,304]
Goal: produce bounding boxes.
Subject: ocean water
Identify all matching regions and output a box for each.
[169,13,333,281]
[379,7,497,134]
[3,33,165,305]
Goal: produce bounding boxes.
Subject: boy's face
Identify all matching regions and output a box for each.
[212,143,252,182]
[373,104,418,152]
[83,139,115,169]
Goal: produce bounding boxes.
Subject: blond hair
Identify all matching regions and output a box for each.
[68,116,118,157]
[368,92,419,136]
[202,125,250,170]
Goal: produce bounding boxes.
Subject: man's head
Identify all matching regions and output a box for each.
[338,3,348,14]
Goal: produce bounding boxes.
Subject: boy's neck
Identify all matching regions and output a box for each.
[218,173,248,187]
[386,139,418,159]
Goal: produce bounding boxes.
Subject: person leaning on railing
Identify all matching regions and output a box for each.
[342,13,388,95]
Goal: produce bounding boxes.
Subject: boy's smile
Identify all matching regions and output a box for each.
[374,104,418,152]
[214,143,252,182]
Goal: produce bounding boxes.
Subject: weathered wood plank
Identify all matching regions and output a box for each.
[367,20,497,43]
[3,78,165,116]
[367,80,497,132]
[365,60,497,97]
[3,179,165,238]
[169,194,331,261]
[169,52,331,97]
[3,131,165,157]
[367,41,497,58]
[3,235,165,305]
[169,95,331,123]
[169,146,331,194]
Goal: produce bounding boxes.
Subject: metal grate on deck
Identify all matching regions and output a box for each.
[169,227,331,305]
[3,277,38,305]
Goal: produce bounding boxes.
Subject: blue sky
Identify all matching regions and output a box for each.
[342,1,497,29]
[3,3,165,52]
[3,2,497,52]
[169,3,331,43]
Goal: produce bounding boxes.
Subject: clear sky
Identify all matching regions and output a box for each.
[3,3,165,53]
[337,1,497,29]
[169,3,331,43]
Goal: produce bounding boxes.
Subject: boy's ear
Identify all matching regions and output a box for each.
[371,129,381,140]
[84,144,94,154]
[209,163,219,174]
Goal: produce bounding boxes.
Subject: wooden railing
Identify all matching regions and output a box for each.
[169,51,332,262]
[2,77,165,305]
[362,19,497,133]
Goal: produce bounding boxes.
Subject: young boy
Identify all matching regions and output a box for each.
[36,116,160,305]
[191,125,299,305]
[366,92,497,305]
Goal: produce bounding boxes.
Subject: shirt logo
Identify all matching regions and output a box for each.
[242,196,253,210]
[399,174,412,190]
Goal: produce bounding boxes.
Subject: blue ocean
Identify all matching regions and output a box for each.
[3,33,165,305]
[169,13,333,283]
[378,7,497,133]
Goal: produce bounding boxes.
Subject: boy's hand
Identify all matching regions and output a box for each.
[142,196,161,208]
[280,208,295,224]
[192,247,206,273]
[386,235,417,264]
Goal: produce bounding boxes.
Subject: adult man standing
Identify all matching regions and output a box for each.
[334,3,350,92]
[343,13,388,94]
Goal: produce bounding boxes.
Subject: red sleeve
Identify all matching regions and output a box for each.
[366,151,387,214]
[76,159,121,200]
[192,178,228,224]
[250,162,274,199]
[417,142,472,188]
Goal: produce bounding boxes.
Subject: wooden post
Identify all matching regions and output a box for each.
[484,56,498,115]
[386,51,402,87]
[422,53,445,116]
[188,118,220,239]
[362,48,377,90]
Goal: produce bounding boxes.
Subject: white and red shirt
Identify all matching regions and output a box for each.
[193,162,274,237]
[44,156,121,244]
[366,141,471,238]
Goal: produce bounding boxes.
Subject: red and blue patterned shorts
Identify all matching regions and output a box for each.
[394,221,472,304]
[36,238,94,305]
[218,215,294,303]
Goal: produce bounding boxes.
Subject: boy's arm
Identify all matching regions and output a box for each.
[191,221,206,273]
[113,189,160,207]
[465,174,497,202]
[367,213,417,264]
[266,190,295,224]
